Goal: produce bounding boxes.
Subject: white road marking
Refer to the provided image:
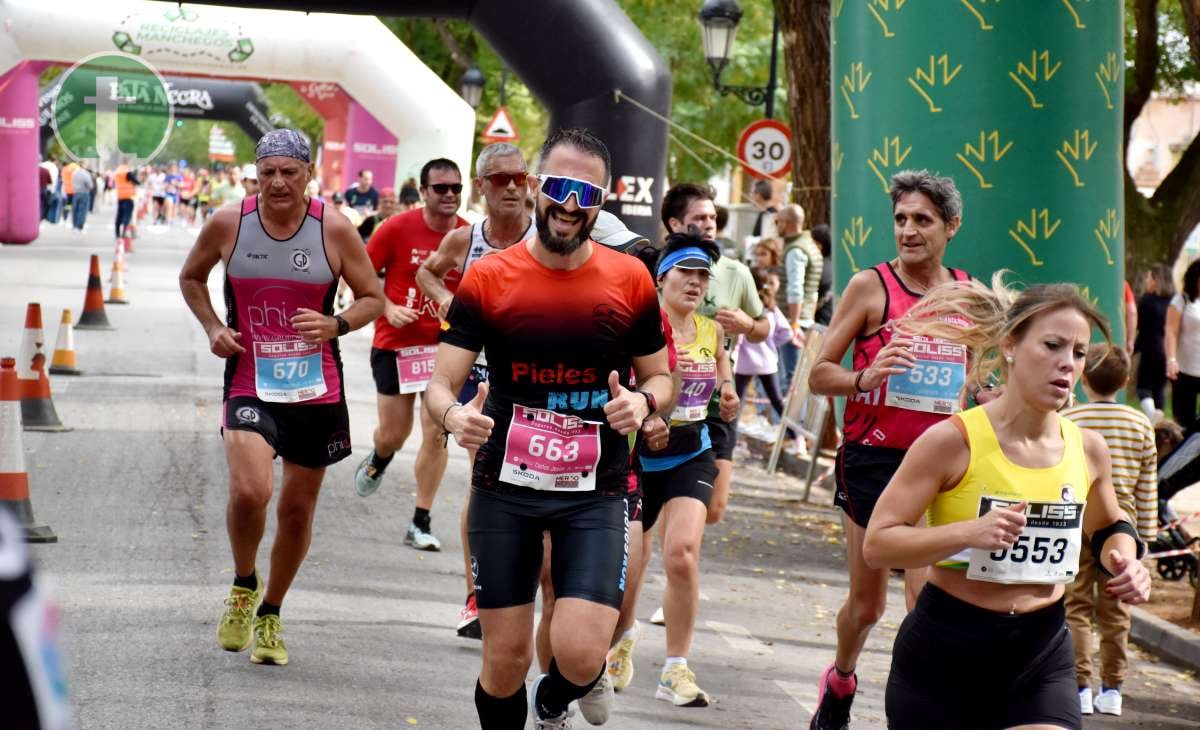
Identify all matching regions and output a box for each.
[706,620,772,654]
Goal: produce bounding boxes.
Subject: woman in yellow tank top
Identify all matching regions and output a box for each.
[863,275,1150,729]
[632,233,737,708]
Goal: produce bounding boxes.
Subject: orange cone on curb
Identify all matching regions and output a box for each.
[106,258,129,305]
[49,309,82,376]
[123,221,135,253]
[17,302,44,385]
[1,357,57,543]
[76,254,114,330]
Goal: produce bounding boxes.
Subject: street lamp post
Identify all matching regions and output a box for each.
[698,0,779,119]
[460,66,485,110]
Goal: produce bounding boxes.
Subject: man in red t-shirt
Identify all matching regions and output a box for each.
[355,158,468,553]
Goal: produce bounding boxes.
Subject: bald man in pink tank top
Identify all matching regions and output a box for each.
[180,130,384,667]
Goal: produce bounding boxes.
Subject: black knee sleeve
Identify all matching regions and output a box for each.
[475,679,527,730]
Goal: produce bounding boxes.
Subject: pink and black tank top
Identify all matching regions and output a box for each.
[223,196,343,405]
[843,262,969,449]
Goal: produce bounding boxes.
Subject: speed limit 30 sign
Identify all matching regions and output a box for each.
[737,119,793,180]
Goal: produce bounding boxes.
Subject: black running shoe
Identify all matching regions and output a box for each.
[810,663,855,730]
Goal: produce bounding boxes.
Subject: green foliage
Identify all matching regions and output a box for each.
[1125,0,1197,94]
[378,2,785,184]
[261,83,324,150]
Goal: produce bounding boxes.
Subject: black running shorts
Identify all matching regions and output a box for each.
[223,396,351,468]
[704,414,736,461]
[833,442,906,528]
[639,450,718,530]
[467,487,629,610]
[886,584,1080,730]
[370,346,488,402]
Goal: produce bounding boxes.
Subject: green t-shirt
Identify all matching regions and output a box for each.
[696,256,765,417]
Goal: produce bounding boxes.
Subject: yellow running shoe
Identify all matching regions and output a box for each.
[250,614,288,665]
[607,620,641,692]
[217,577,262,652]
[656,662,710,707]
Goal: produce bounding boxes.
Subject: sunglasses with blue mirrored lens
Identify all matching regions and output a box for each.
[536,174,608,208]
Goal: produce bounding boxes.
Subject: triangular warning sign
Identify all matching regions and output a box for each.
[481,106,519,142]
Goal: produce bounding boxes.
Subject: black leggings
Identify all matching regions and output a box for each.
[735,373,796,439]
[1172,372,1200,430]
[886,584,1080,729]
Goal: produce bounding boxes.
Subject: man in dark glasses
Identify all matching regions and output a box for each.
[354,158,469,558]
[426,128,673,729]
[415,142,535,641]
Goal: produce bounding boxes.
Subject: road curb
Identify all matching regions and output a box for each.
[1129,605,1200,672]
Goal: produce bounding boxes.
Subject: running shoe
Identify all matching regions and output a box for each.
[404,521,442,551]
[656,663,710,707]
[354,451,385,497]
[1094,687,1122,716]
[1079,686,1094,715]
[250,614,288,665]
[216,576,262,652]
[810,663,855,729]
[577,671,614,725]
[530,673,575,729]
[607,620,641,691]
[457,593,482,639]
[649,606,665,625]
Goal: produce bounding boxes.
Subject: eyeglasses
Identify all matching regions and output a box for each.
[481,172,528,188]
[428,183,463,195]
[536,174,607,208]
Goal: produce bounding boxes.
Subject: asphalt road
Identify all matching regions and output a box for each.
[2,207,1199,728]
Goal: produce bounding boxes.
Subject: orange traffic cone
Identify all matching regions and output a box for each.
[49,309,82,376]
[124,221,136,253]
[112,239,127,274]
[76,254,114,330]
[17,308,69,433]
[106,258,129,305]
[0,358,56,542]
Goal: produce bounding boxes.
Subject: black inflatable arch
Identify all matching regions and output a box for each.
[188,0,672,240]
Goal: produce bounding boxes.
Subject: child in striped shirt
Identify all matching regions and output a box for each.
[1062,344,1157,717]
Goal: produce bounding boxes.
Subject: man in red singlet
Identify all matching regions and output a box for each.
[807,170,982,728]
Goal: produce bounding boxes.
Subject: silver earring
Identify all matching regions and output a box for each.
[1005,355,1013,364]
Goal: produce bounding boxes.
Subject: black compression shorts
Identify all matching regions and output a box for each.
[467,487,629,610]
[833,442,906,528]
[639,450,717,530]
[704,414,736,461]
[370,346,488,402]
[223,396,351,468]
[886,584,1080,730]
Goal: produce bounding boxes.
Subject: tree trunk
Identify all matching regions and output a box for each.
[1124,0,1200,284]
[776,0,830,226]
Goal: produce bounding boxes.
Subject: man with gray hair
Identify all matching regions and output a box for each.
[414,141,534,640]
[806,169,979,729]
[776,204,823,388]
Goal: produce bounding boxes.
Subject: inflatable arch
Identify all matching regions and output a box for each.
[0,0,476,243]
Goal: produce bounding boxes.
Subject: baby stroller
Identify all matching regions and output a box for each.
[1150,426,1200,586]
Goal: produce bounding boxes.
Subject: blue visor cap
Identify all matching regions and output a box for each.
[657,246,713,277]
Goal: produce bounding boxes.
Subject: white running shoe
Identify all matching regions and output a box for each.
[1093,687,1122,716]
[404,522,442,551]
[1078,686,1093,715]
[649,606,665,625]
[576,671,613,725]
[530,674,575,729]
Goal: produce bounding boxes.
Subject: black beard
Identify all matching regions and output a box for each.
[536,203,595,256]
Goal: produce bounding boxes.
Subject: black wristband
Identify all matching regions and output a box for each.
[333,314,350,337]
[853,369,869,393]
[638,389,657,419]
[1090,520,1145,577]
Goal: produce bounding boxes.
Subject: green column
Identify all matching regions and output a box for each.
[832,1,1125,342]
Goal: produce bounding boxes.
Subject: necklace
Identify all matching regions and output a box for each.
[895,265,936,294]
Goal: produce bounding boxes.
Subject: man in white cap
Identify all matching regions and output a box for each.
[241,163,259,198]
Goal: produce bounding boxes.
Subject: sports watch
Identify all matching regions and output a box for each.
[334,314,350,337]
